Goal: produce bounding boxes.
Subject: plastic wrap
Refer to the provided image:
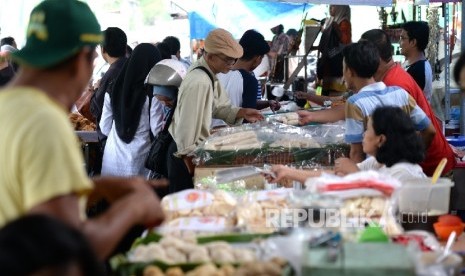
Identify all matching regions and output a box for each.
[160,189,237,222]
[236,189,293,233]
[266,112,300,125]
[193,122,350,167]
[304,171,403,236]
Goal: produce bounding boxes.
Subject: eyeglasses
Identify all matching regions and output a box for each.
[214,54,237,65]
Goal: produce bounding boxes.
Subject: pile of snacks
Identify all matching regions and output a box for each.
[194,122,349,167]
[236,190,291,233]
[69,112,96,131]
[130,237,256,264]
[341,197,387,218]
[142,257,288,276]
[161,190,237,221]
[266,112,299,126]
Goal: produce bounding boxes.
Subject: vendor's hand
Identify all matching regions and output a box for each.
[297,110,313,125]
[90,176,167,203]
[130,183,165,228]
[239,108,264,123]
[334,158,359,176]
[262,165,290,183]
[269,100,281,111]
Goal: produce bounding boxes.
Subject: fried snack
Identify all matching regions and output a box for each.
[188,247,210,263]
[341,196,387,218]
[143,266,164,276]
[131,236,257,271]
[69,112,96,131]
[166,267,184,276]
[185,264,219,276]
[220,264,235,276]
[236,199,288,233]
[234,261,283,276]
[210,248,235,263]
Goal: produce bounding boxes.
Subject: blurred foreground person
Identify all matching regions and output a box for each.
[0,0,164,259]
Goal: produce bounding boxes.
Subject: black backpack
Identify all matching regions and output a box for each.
[145,66,214,178]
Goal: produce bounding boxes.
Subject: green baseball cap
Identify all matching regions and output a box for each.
[11,0,103,68]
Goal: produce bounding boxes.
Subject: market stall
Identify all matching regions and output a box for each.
[59,1,465,274]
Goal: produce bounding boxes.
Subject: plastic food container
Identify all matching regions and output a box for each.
[398,178,454,233]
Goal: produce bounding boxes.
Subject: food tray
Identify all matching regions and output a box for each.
[112,232,292,276]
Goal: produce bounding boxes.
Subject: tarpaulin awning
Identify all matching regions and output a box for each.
[187,0,314,39]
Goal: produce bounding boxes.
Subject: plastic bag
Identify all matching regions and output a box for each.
[193,122,349,167]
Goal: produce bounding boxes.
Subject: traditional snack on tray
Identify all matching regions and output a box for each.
[69,112,96,131]
[130,236,257,265]
[236,190,290,233]
[340,196,387,218]
[141,258,288,276]
[267,112,299,125]
[269,137,320,148]
[203,131,263,151]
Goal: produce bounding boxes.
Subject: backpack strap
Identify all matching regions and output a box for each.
[193,66,214,88]
[146,84,155,141]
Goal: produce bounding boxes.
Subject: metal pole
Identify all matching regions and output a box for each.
[444,3,451,123]
[461,1,465,135]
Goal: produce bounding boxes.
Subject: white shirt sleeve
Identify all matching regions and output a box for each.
[150,97,165,137]
[99,93,113,136]
[383,163,427,183]
[357,156,383,171]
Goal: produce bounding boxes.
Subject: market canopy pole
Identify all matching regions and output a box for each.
[462,1,465,134]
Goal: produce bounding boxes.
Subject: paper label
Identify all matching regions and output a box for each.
[162,189,214,211]
[245,188,292,201]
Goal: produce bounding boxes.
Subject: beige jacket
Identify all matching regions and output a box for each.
[169,57,241,156]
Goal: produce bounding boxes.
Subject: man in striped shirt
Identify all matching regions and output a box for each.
[343,41,435,162]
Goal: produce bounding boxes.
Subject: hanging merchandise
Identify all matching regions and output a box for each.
[289,7,308,56]
[378,7,389,29]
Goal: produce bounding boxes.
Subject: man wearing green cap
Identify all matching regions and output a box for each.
[0,0,164,259]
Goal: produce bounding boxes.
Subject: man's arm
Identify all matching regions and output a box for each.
[407,95,435,149]
[28,180,164,260]
[349,143,365,163]
[297,105,345,124]
[419,123,436,149]
[295,91,342,106]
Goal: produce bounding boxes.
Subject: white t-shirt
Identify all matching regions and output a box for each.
[212,71,244,128]
[357,156,427,183]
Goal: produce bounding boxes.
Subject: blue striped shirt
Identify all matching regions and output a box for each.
[344,82,430,144]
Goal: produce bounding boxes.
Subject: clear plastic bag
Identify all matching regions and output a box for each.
[193,122,350,167]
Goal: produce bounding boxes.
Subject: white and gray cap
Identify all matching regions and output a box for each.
[146,59,188,100]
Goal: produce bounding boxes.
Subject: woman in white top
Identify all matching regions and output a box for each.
[100,44,164,177]
[268,106,427,184]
